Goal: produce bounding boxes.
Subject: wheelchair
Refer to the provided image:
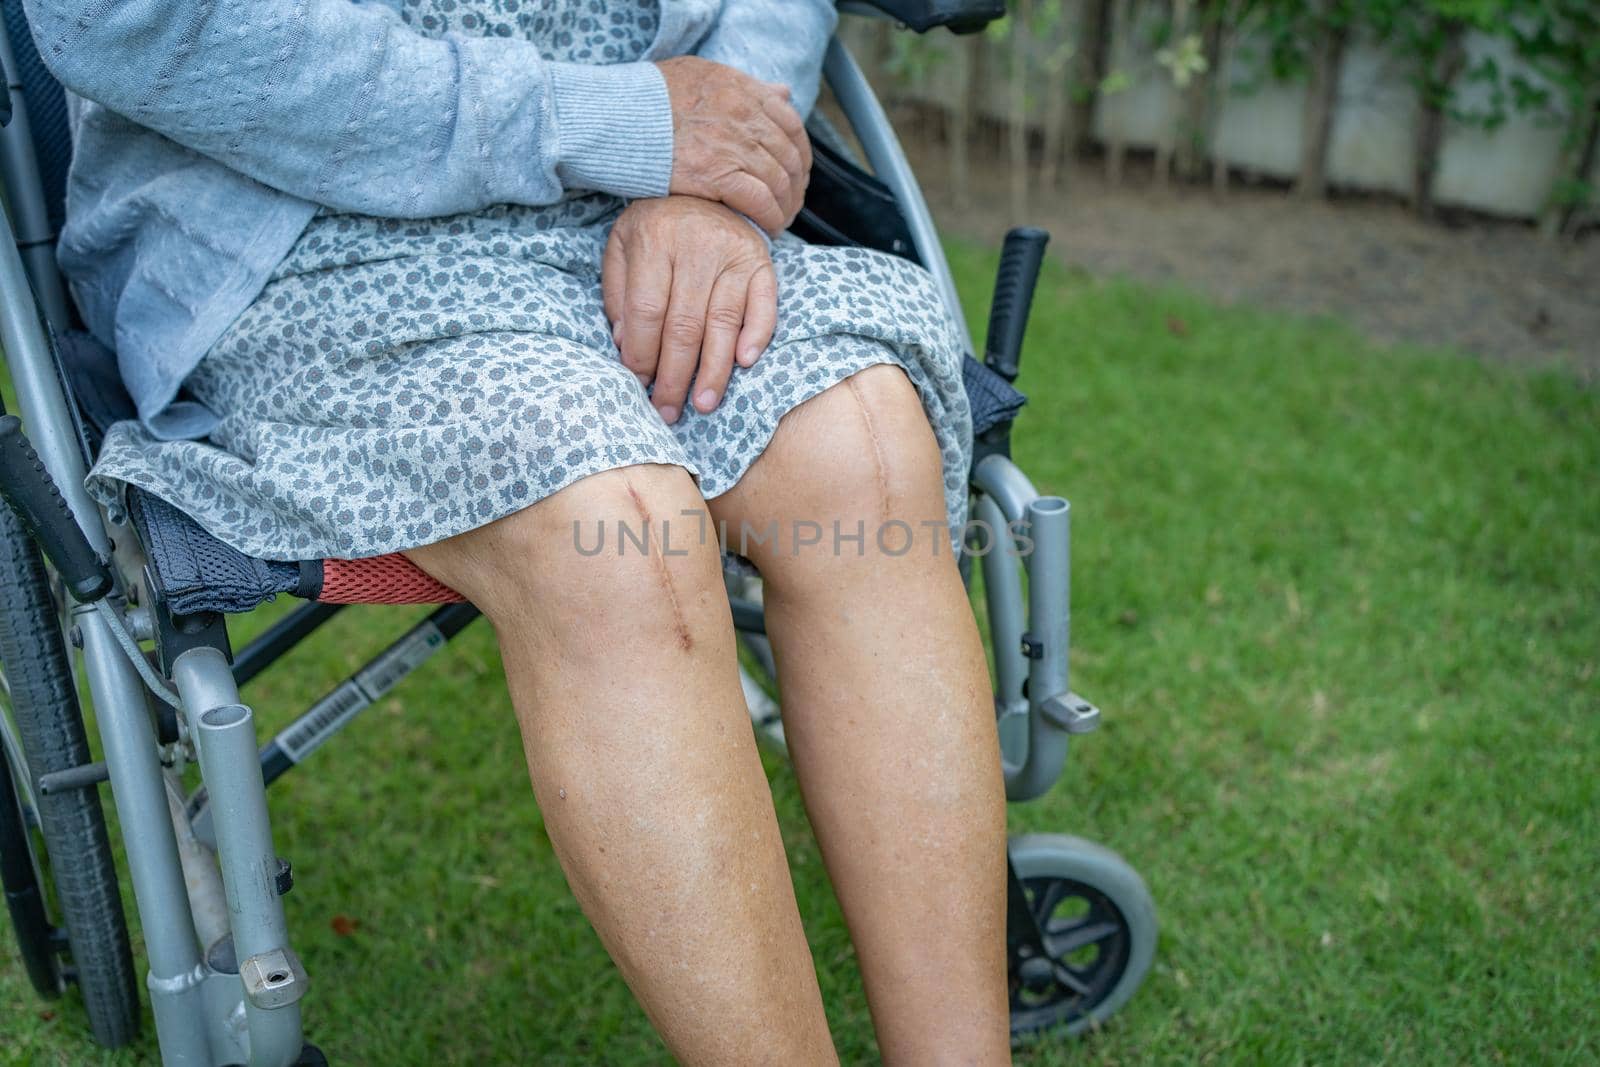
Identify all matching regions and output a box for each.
[0,1,1156,1062]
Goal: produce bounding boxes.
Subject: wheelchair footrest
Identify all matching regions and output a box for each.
[1040,692,1100,734]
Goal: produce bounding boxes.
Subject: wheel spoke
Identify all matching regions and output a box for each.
[1028,879,1068,925]
[1051,961,1092,997]
[0,712,35,805]
[1046,919,1121,957]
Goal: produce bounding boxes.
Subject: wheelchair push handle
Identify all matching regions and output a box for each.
[0,415,112,603]
[984,226,1050,383]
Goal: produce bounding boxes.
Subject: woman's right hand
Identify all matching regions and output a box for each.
[602,196,779,424]
[655,56,812,236]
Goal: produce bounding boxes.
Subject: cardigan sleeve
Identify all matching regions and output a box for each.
[692,0,838,120]
[21,0,675,216]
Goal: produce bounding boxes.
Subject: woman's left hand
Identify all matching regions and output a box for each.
[602,196,778,424]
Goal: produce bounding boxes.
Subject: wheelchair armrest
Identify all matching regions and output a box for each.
[838,0,1005,34]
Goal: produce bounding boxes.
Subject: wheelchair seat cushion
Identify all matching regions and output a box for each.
[59,330,456,614]
[124,490,303,616]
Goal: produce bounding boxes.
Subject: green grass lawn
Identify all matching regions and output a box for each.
[3,242,1597,1065]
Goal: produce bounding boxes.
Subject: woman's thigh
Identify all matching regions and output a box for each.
[405,459,722,644]
[705,363,954,575]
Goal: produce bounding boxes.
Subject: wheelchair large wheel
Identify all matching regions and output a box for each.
[1008,833,1157,1041]
[1,704,60,995]
[0,504,139,1046]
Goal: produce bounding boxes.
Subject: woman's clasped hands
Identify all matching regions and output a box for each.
[603,57,813,423]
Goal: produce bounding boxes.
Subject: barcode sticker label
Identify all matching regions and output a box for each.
[354,621,445,700]
[271,620,448,766]
[276,681,369,764]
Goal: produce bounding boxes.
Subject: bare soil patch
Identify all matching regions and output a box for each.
[909,141,1599,380]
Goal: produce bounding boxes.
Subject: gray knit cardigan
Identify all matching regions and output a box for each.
[21,0,836,438]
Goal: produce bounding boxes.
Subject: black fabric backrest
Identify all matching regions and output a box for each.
[790,135,919,264]
[2,2,72,232]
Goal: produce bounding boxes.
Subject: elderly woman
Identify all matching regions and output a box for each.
[27,0,1009,1061]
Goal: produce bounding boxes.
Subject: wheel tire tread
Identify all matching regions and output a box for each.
[0,505,139,1047]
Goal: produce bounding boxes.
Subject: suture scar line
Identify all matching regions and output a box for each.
[625,479,694,652]
[845,376,890,521]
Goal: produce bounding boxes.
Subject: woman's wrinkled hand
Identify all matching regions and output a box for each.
[602,196,778,423]
[655,56,811,235]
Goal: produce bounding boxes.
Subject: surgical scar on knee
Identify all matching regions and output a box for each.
[845,376,891,521]
[625,478,694,652]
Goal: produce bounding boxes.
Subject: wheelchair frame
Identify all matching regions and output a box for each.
[0,17,1135,1066]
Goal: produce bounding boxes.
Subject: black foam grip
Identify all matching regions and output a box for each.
[984,227,1051,382]
[0,416,111,602]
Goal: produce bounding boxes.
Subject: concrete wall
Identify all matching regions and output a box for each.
[841,9,1588,221]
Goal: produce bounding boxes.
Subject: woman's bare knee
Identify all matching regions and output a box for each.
[711,364,948,567]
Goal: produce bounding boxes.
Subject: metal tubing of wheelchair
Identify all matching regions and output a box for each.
[823,36,972,352]
[0,28,72,330]
[36,757,109,795]
[78,614,213,1064]
[974,493,1029,763]
[2,189,215,1060]
[972,455,1038,716]
[0,209,97,547]
[972,453,1042,535]
[173,647,304,1067]
[1013,496,1072,801]
[971,455,1077,801]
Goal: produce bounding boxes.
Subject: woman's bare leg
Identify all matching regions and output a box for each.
[708,365,1012,1065]
[406,463,836,1066]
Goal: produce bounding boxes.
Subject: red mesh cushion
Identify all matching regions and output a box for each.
[317,554,466,605]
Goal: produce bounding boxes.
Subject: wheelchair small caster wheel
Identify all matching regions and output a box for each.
[294,1043,328,1066]
[1007,834,1157,1042]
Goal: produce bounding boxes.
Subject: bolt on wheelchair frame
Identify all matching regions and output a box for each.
[0,26,1111,1067]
